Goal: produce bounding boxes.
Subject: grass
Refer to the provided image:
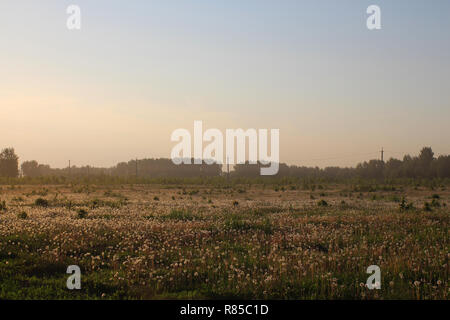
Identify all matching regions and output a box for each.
[0,182,448,300]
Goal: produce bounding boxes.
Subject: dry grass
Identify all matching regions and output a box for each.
[0,183,448,299]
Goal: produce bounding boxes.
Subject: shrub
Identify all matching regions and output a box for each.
[431,199,441,208]
[399,198,414,211]
[317,199,328,207]
[233,200,239,206]
[17,211,28,219]
[34,198,49,207]
[423,202,432,212]
[0,200,6,211]
[77,209,88,219]
[153,196,160,201]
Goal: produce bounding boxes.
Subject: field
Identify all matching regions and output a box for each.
[0,181,448,300]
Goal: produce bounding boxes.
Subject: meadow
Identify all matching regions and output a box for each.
[0,180,448,299]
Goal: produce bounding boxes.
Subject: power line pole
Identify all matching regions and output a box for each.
[380,148,384,162]
[69,160,71,176]
[135,158,138,177]
[226,156,230,181]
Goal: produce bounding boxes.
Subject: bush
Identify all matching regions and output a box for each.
[17,211,28,219]
[399,198,414,211]
[34,198,49,207]
[317,199,328,207]
[153,196,159,201]
[423,202,432,212]
[431,199,441,208]
[77,209,88,219]
[0,200,6,211]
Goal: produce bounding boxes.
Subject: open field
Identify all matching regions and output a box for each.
[0,182,448,299]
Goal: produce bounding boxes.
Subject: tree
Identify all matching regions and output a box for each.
[435,155,450,178]
[21,160,39,177]
[418,147,435,177]
[0,148,19,177]
[418,147,434,164]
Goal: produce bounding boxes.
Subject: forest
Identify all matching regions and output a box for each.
[1,147,449,181]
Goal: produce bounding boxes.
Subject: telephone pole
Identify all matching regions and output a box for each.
[226,156,230,181]
[380,148,384,162]
[69,160,71,176]
[135,158,138,177]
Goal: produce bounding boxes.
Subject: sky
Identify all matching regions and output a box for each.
[1,0,449,168]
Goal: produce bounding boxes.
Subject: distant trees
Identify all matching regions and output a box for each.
[0,148,19,177]
[3,146,450,180]
[113,158,222,178]
[356,159,385,179]
[435,155,450,178]
[232,147,450,180]
[18,158,222,178]
[21,160,52,177]
[418,147,434,177]
[21,160,39,177]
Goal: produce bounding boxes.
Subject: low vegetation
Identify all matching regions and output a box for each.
[0,182,448,299]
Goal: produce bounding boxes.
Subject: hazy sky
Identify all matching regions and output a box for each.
[1,0,449,168]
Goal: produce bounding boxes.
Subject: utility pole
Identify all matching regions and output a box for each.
[380,148,384,162]
[226,156,230,182]
[69,160,71,176]
[135,158,138,177]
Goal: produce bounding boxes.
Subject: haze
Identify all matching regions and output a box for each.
[1,0,449,168]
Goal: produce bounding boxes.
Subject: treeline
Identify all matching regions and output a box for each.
[1,146,449,181]
[114,158,221,177]
[233,147,450,180]
[19,157,221,178]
